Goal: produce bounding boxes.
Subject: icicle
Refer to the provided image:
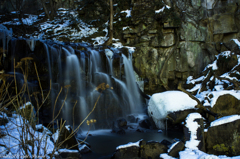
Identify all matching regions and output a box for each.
[26,38,36,52]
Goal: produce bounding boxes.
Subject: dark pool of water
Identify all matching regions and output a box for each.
[78,128,183,159]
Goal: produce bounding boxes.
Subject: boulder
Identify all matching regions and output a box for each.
[113,146,140,159]
[139,118,152,129]
[210,94,240,117]
[111,118,128,134]
[206,118,240,156]
[112,140,168,159]
[168,141,185,158]
[140,141,168,159]
[148,91,197,129]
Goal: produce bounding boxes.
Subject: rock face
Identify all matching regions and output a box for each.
[206,119,240,156]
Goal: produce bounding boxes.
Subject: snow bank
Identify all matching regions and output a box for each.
[0,113,56,158]
[185,113,202,150]
[148,91,197,129]
[210,115,240,127]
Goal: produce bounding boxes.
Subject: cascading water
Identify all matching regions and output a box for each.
[61,46,88,126]
[5,36,143,129]
[105,49,114,76]
[122,54,142,113]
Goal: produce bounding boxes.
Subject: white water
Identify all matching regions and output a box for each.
[10,39,143,129]
[122,54,142,113]
[26,38,36,51]
[62,46,88,125]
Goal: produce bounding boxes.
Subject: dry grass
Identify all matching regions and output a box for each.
[0,58,111,158]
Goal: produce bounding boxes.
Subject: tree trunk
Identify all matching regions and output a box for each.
[105,0,113,46]
[39,0,50,19]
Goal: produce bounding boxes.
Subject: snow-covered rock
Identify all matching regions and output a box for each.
[148,91,198,129]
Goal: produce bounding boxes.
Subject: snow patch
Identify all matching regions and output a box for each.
[120,10,132,17]
[155,5,171,13]
[233,39,240,47]
[209,90,240,107]
[160,153,177,159]
[210,115,240,127]
[185,113,202,150]
[116,140,142,150]
[58,149,79,153]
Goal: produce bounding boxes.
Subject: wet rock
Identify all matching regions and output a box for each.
[160,139,172,147]
[117,118,127,128]
[139,118,152,129]
[111,118,127,134]
[168,141,185,158]
[127,115,138,123]
[206,118,240,156]
[136,129,144,133]
[57,125,79,150]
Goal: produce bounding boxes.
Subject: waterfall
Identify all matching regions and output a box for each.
[122,54,142,113]
[5,36,144,129]
[43,43,53,86]
[61,46,88,126]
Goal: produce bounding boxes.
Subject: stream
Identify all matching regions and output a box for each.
[78,128,183,159]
